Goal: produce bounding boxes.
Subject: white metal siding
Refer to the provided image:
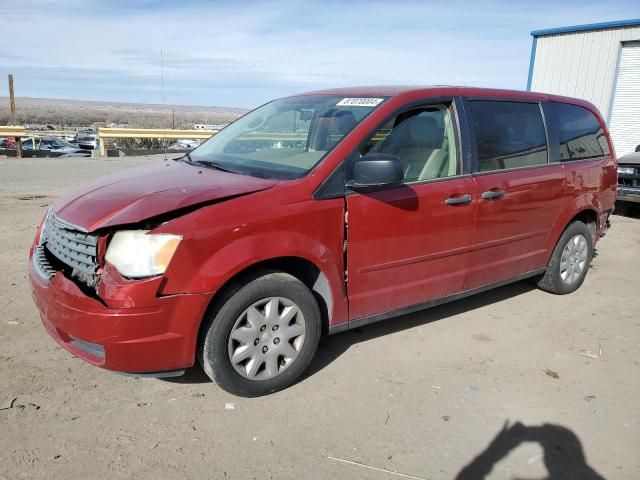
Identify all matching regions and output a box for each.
[609,42,640,157]
[531,26,640,118]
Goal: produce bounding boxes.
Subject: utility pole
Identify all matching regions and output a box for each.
[8,74,22,158]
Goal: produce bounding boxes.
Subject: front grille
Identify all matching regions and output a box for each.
[41,213,99,287]
[33,245,56,282]
[619,165,640,188]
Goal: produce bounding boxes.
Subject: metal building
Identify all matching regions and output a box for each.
[527,19,640,157]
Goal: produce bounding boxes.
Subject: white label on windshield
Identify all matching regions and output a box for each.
[336,98,384,107]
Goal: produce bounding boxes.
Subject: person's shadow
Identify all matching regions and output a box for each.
[456,421,605,480]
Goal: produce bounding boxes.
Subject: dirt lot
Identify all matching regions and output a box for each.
[1,156,638,480]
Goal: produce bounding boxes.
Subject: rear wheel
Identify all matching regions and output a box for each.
[537,221,593,295]
[199,271,321,397]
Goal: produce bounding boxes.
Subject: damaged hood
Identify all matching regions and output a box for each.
[52,160,278,231]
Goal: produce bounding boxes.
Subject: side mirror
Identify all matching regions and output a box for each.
[635,145,640,153]
[347,153,404,192]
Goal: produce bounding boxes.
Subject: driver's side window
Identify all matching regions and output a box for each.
[361,104,458,182]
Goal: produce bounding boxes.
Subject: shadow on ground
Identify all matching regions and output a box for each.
[613,201,640,219]
[305,278,536,379]
[166,278,538,385]
[455,421,605,479]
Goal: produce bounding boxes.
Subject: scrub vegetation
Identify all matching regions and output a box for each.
[0,96,247,129]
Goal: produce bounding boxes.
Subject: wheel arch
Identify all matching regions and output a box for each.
[569,208,598,237]
[197,256,335,346]
[544,206,599,262]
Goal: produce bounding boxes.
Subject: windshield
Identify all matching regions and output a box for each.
[49,138,73,148]
[189,95,386,179]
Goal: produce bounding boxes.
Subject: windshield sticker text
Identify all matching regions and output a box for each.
[336,98,384,107]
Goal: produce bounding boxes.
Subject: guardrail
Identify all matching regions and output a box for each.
[97,127,217,156]
[0,125,26,137]
[0,126,80,137]
[28,130,79,136]
[2,126,336,158]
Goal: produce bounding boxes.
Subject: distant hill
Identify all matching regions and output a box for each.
[0,97,248,129]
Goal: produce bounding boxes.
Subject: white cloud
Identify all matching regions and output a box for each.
[1,0,637,106]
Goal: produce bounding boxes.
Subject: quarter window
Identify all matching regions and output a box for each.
[469,101,548,172]
[547,103,607,161]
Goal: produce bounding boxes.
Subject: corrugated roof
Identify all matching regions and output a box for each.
[531,18,640,37]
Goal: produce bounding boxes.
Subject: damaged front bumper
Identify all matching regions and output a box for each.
[29,246,212,376]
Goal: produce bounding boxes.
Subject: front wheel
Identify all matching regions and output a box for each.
[199,271,321,397]
[537,221,593,295]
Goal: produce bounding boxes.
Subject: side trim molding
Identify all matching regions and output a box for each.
[328,268,546,335]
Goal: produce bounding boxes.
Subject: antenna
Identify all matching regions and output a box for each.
[161,49,167,160]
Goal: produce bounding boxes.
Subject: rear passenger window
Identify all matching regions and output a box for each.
[469,101,548,172]
[547,103,608,161]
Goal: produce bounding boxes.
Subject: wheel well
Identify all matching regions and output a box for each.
[199,257,333,341]
[569,209,597,237]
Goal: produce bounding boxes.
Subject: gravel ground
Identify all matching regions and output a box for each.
[1,156,638,480]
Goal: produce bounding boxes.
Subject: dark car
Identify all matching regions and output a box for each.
[21,137,91,157]
[29,86,616,396]
[616,146,640,214]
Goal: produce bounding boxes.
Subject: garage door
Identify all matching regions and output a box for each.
[609,42,640,158]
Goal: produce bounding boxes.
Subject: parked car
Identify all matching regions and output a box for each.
[72,130,98,150]
[168,139,200,151]
[616,146,640,214]
[21,136,90,156]
[29,87,616,396]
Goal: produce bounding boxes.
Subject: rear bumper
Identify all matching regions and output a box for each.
[617,186,640,203]
[29,255,211,374]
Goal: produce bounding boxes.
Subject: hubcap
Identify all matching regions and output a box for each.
[559,234,589,285]
[227,297,306,381]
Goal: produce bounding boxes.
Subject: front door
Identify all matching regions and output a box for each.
[346,100,477,320]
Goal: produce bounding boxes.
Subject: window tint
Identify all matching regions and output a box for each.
[362,105,458,182]
[548,103,607,161]
[469,101,548,172]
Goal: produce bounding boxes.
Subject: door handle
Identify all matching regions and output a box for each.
[481,189,505,200]
[445,194,472,205]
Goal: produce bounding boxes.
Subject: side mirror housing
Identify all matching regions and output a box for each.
[635,144,640,153]
[347,153,404,192]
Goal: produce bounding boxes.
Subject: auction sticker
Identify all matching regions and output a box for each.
[336,98,384,107]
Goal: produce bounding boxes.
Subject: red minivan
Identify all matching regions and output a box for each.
[29,87,617,396]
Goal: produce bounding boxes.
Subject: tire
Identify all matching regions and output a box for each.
[199,270,321,397]
[537,221,593,295]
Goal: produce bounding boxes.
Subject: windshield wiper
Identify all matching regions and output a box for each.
[208,161,246,175]
[181,153,243,175]
[181,152,205,166]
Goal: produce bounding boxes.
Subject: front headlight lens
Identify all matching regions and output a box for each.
[618,167,635,175]
[105,230,182,278]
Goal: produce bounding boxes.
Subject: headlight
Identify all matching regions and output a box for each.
[618,167,635,175]
[105,230,182,278]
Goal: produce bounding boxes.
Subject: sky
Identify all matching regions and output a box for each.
[1,0,639,108]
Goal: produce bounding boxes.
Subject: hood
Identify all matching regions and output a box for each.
[618,151,640,166]
[53,160,277,231]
